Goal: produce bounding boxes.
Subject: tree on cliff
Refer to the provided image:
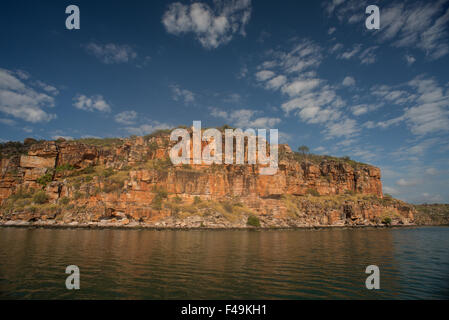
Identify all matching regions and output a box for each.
[298,145,309,156]
[298,145,310,162]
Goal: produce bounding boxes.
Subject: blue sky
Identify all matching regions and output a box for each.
[1,0,448,204]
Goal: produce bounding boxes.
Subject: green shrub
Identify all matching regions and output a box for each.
[73,191,83,200]
[102,168,115,178]
[151,187,168,210]
[59,197,70,205]
[382,217,392,225]
[55,164,75,172]
[37,173,53,186]
[247,215,261,227]
[74,165,95,176]
[194,196,201,205]
[33,191,48,204]
[306,188,320,196]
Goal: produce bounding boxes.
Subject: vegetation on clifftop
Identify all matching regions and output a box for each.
[413,204,449,225]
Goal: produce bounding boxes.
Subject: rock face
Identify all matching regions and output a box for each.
[0,132,415,228]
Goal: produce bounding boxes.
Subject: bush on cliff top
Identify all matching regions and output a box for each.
[74,137,123,148]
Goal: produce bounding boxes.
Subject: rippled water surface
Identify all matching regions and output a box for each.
[0,227,448,299]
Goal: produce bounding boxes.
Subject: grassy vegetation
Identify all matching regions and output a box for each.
[0,141,37,160]
[414,204,449,225]
[55,164,76,172]
[144,129,172,140]
[0,188,59,215]
[279,149,370,168]
[138,158,173,171]
[74,137,124,149]
[33,191,48,204]
[305,188,320,196]
[151,187,169,210]
[163,195,256,222]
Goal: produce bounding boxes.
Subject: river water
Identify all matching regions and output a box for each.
[0,227,448,299]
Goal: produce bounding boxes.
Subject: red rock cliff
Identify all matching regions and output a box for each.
[0,132,414,228]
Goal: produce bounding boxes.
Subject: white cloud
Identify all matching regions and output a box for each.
[210,107,280,128]
[359,46,378,64]
[418,192,443,203]
[338,44,377,64]
[126,121,172,136]
[342,76,355,87]
[325,118,359,138]
[170,84,195,104]
[73,94,111,112]
[405,77,449,135]
[35,80,59,96]
[326,0,449,59]
[84,43,137,64]
[367,76,449,135]
[340,44,361,60]
[162,0,252,49]
[0,68,57,123]
[328,27,336,35]
[396,178,418,187]
[265,75,287,90]
[52,135,74,141]
[115,110,138,125]
[425,167,438,175]
[281,79,320,97]
[281,85,343,125]
[330,43,343,53]
[0,118,16,126]
[383,186,399,196]
[351,104,368,116]
[405,54,416,65]
[255,70,275,81]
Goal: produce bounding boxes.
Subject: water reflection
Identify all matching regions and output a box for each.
[0,227,448,299]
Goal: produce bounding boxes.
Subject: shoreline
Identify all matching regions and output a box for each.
[1,220,443,231]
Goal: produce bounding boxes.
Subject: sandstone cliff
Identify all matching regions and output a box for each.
[0,130,415,228]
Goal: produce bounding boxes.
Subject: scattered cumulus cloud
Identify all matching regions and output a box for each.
[125,121,172,136]
[162,0,252,49]
[405,54,416,65]
[115,110,138,125]
[342,76,355,87]
[52,135,74,141]
[170,84,195,104]
[337,44,378,64]
[0,68,57,123]
[325,0,449,59]
[210,107,281,128]
[425,167,438,175]
[84,43,137,64]
[73,94,111,112]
